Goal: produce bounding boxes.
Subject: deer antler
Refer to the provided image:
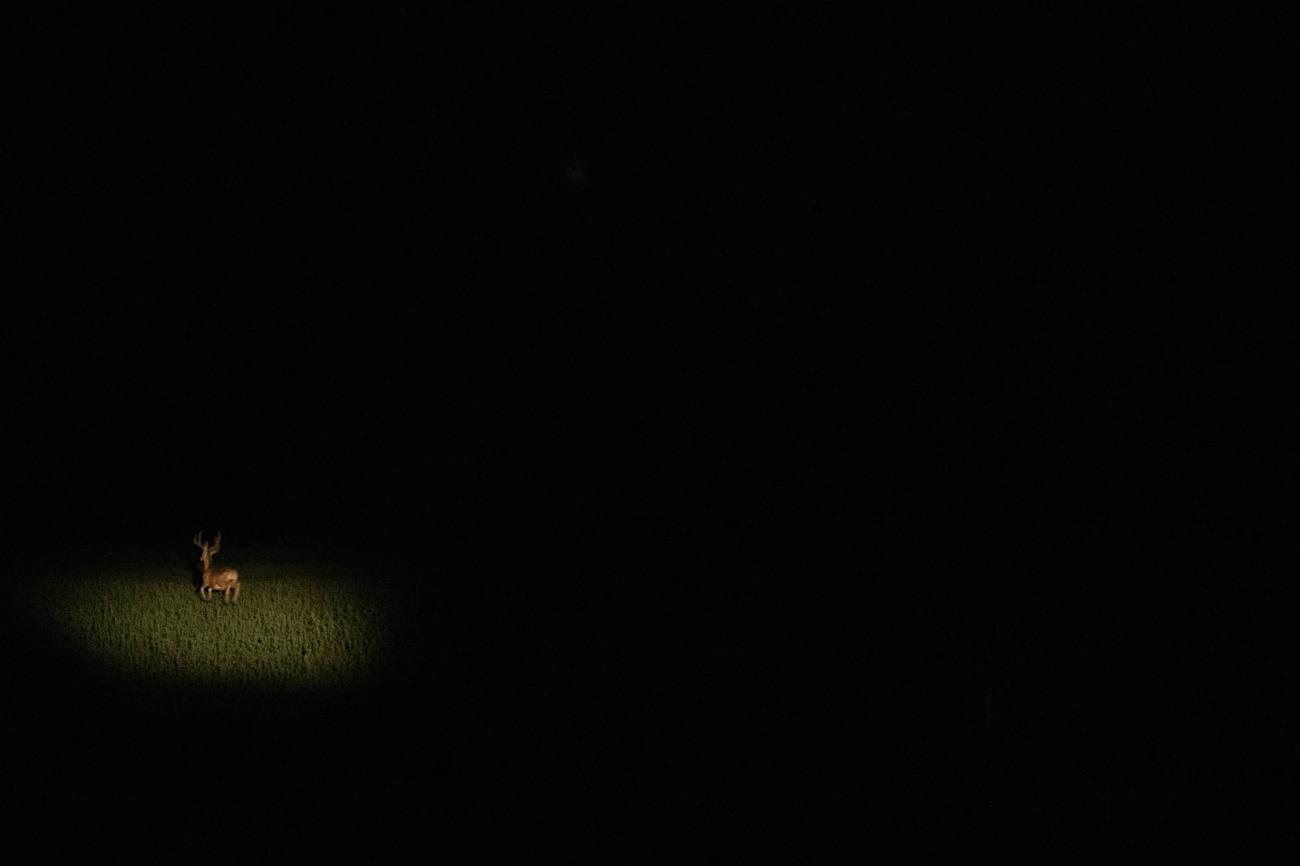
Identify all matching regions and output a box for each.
[193,532,205,549]
[209,531,222,557]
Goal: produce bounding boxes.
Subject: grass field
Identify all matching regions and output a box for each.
[18,547,407,693]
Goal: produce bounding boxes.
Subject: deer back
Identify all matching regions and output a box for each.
[203,566,239,589]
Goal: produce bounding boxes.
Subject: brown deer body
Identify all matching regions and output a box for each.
[193,531,241,602]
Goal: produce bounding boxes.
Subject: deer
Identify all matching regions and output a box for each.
[193,531,241,602]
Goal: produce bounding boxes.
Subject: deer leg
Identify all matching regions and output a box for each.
[231,583,240,603]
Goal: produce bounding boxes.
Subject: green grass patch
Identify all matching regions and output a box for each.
[22,550,403,692]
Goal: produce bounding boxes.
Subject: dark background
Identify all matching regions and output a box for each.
[2,6,1290,859]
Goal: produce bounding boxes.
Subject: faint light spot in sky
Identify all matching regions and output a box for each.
[565,160,589,188]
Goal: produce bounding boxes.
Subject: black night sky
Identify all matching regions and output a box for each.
[2,7,1289,860]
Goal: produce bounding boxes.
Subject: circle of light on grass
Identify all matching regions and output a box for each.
[25,554,398,692]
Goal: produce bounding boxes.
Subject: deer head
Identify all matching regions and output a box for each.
[193,530,221,569]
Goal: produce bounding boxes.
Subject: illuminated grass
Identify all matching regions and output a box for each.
[23,552,402,691]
